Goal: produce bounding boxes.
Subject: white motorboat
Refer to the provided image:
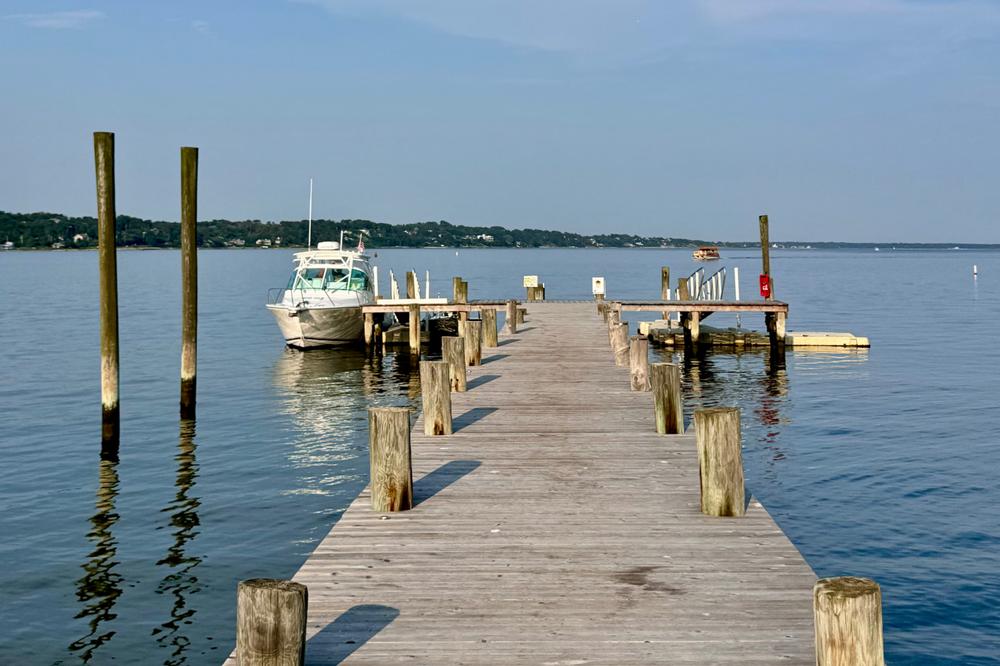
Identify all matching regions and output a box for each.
[266,239,376,348]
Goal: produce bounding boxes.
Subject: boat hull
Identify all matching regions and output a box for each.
[267,305,364,349]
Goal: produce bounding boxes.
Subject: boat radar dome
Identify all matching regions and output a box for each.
[316,241,340,250]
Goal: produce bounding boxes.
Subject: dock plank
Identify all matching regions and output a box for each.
[227,302,816,664]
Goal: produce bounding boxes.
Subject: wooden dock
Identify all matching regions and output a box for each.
[230,301,818,664]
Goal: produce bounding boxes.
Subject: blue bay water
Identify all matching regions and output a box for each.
[0,247,998,664]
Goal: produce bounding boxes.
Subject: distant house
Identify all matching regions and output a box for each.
[255,238,272,248]
[226,238,246,247]
[72,233,89,243]
[2,241,14,250]
[51,241,65,249]
[274,236,282,247]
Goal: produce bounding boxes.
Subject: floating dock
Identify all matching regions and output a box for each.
[639,321,871,349]
[230,301,818,664]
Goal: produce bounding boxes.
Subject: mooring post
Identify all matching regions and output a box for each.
[629,335,651,391]
[94,132,120,452]
[363,312,374,347]
[660,266,670,320]
[813,577,885,666]
[516,307,526,325]
[482,308,498,347]
[693,407,745,517]
[607,308,620,346]
[408,304,420,355]
[465,320,483,366]
[179,146,198,419]
[504,299,518,334]
[406,271,417,299]
[651,363,684,434]
[368,407,413,512]
[236,578,307,666]
[611,322,629,367]
[419,360,452,435]
[452,276,463,302]
[441,336,467,392]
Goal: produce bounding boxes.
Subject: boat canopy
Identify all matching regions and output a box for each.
[286,246,373,292]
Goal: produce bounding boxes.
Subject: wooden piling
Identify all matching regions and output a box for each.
[629,335,651,391]
[482,308,498,348]
[693,407,745,517]
[759,214,772,297]
[363,312,374,346]
[611,322,629,367]
[236,578,307,666]
[813,577,885,666]
[179,146,198,419]
[651,363,684,434]
[419,360,452,436]
[660,266,670,319]
[516,307,526,325]
[678,278,690,301]
[441,336,466,392]
[504,300,517,334]
[408,304,420,354]
[367,407,413,512]
[94,132,119,450]
[465,320,483,366]
[452,277,463,303]
[406,271,417,299]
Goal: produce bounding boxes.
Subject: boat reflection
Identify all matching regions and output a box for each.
[270,348,419,487]
[68,459,123,663]
[151,418,203,665]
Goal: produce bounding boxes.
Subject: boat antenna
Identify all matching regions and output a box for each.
[307,178,313,250]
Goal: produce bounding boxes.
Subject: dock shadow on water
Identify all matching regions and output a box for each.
[67,459,124,663]
[307,604,399,664]
[151,418,204,665]
[413,460,481,506]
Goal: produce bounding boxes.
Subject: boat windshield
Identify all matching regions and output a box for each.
[288,266,371,291]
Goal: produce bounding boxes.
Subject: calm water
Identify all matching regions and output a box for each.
[1,247,998,664]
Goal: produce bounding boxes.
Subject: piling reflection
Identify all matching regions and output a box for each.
[68,459,123,663]
[151,418,203,664]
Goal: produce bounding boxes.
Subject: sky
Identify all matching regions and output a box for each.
[1,0,999,241]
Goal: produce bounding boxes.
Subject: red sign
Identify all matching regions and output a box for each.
[759,274,771,298]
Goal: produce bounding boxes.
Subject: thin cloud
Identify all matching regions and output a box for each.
[192,19,213,36]
[698,0,1000,22]
[4,10,104,29]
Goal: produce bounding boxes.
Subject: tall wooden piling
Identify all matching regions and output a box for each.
[482,308,498,348]
[660,266,670,318]
[759,214,772,297]
[408,304,420,354]
[651,363,684,434]
[419,360,452,435]
[441,336,466,392]
[517,307,526,325]
[629,335,651,391]
[813,577,885,666]
[611,322,629,367]
[465,320,483,366]
[693,407,745,517]
[94,132,119,450]
[367,407,413,512]
[179,146,198,419]
[236,579,307,666]
[504,300,517,334]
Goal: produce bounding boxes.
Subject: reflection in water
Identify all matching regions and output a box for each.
[152,418,203,665]
[665,347,868,468]
[68,459,124,663]
[271,348,419,497]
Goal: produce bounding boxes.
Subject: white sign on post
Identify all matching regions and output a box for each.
[592,277,606,295]
[523,275,539,288]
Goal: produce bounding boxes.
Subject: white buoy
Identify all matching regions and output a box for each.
[973,264,978,279]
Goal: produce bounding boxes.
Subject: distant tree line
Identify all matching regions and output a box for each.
[3,211,996,250]
[0,211,723,249]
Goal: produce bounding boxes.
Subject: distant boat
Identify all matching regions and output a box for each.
[692,246,720,261]
[874,247,880,252]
